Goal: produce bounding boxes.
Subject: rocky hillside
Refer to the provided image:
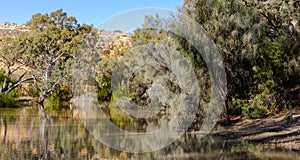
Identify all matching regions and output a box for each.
[98,30,132,58]
[0,23,132,57]
[0,23,30,31]
[0,23,30,45]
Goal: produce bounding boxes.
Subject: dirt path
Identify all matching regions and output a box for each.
[213,112,300,150]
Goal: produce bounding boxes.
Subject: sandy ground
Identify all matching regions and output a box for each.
[213,110,300,151]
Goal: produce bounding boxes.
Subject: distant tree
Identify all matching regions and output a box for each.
[132,15,169,45]
[0,9,92,107]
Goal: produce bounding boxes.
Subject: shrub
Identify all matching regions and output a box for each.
[232,80,278,118]
[44,86,72,110]
[109,106,133,130]
[95,75,112,103]
[0,93,20,108]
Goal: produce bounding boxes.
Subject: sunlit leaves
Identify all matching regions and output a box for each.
[1,9,92,104]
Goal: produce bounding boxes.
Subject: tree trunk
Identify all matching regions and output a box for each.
[1,78,10,94]
[287,104,293,122]
[38,96,45,109]
[224,100,230,124]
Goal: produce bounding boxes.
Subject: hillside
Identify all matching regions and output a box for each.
[0,23,30,45]
[0,23,132,57]
[97,29,132,58]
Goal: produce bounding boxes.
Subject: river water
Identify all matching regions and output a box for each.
[0,107,298,159]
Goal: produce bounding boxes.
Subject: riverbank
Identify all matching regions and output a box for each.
[213,109,300,151]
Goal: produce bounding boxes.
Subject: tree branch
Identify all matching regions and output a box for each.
[6,76,35,93]
[10,66,22,74]
[44,80,61,97]
[51,52,66,64]
[260,12,278,32]
[0,53,9,66]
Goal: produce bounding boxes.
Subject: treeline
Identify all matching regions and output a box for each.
[0,0,299,122]
[132,0,299,120]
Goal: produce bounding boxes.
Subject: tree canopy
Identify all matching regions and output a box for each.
[0,9,92,106]
[132,0,299,120]
[180,0,300,119]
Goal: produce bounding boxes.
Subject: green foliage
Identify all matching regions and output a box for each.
[44,86,72,110]
[0,10,93,107]
[94,54,117,104]
[0,93,20,108]
[131,15,169,45]
[131,14,212,122]
[255,40,284,82]
[0,31,35,95]
[232,80,279,118]
[233,98,268,119]
[180,0,300,119]
[95,75,112,103]
[109,107,133,129]
[2,9,92,104]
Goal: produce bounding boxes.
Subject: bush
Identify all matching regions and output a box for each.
[95,75,112,103]
[109,106,133,130]
[232,80,278,118]
[241,100,268,119]
[44,86,72,110]
[0,93,20,107]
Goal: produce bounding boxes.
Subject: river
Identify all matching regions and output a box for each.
[0,107,298,159]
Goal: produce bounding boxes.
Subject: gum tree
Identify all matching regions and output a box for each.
[27,9,92,105]
[0,9,92,106]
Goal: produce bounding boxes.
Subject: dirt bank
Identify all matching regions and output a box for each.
[213,111,300,151]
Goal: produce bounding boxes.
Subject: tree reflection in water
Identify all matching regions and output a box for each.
[0,107,298,159]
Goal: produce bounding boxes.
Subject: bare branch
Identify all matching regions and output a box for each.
[10,66,22,74]
[0,58,8,66]
[5,76,35,93]
[51,52,66,64]
[0,53,9,66]
[15,71,28,83]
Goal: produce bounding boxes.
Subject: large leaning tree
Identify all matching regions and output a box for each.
[0,9,92,106]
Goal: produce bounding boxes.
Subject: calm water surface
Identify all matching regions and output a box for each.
[0,107,298,160]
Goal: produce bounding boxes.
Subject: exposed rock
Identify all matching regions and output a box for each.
[97,29,132,59]
[0,23,30,45]
[0,23,133,59]
[0,23,30,32]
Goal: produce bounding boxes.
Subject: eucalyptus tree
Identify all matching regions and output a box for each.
[0,9,92,106]
[27,9,92,105]
[114,0,299,121]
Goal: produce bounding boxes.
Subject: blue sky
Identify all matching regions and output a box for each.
[0,0,183,28]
